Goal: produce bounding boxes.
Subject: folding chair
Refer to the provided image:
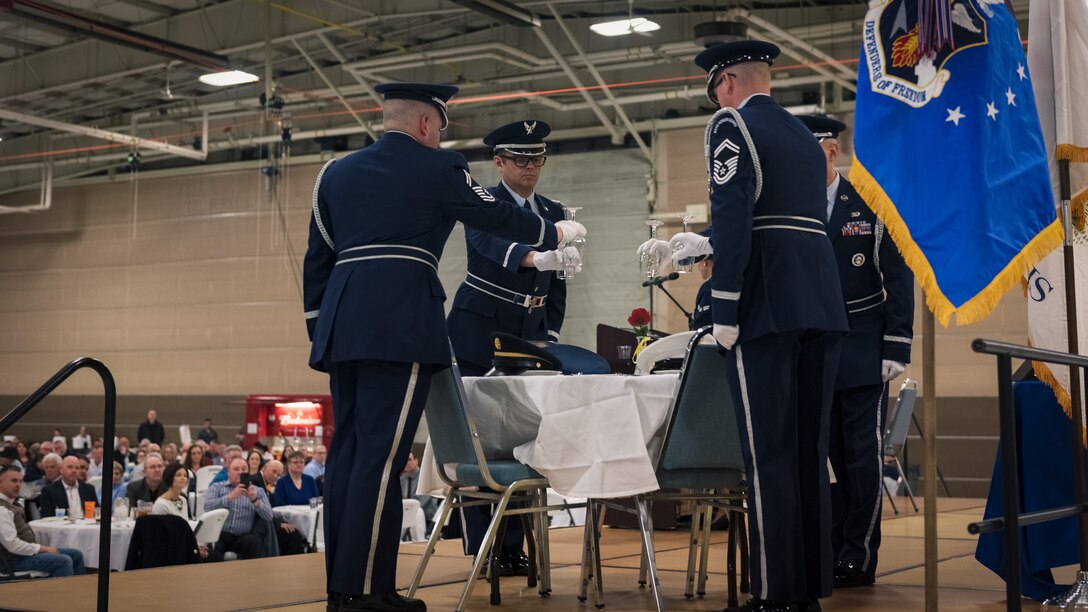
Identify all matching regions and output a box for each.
[407,363,578,611]
[883,379,919,514]
[580,327,749,611]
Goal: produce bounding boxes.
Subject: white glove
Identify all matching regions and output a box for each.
[668,232,713,265]
[635,239,671,267]
[556,220,587,247]
[881,360,906,382]
[712,324,740,350]
[533,246,582,272]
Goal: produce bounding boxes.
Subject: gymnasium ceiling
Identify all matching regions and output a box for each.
[0,0,1029,197]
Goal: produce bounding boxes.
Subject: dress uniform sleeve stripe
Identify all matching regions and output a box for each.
[883,335,912,344]
[304,309,320,319]
[312,159,338,251]
[502,242,519,268]
[712,289,741,301]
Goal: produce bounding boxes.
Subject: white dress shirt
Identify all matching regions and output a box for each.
[63,481,83,518]
[826,173,841,222]
[502,182,539,215]
[0,493,40,556]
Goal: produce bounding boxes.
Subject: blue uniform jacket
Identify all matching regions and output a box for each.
[303,132,559,371]
[707,95,848,341]
[827,176,914,388]
[690,280,712,331]
[447,183,567,370]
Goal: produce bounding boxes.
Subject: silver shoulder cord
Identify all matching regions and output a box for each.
[312,159,338,251]
[704,107,763,202]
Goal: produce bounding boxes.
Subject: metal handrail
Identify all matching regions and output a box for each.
[970,339,1088,612]
[0,357,116,612]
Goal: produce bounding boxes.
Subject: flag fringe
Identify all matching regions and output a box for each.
[1073,188,1087,232]
[1031,359,1088,447]
[1057,143,1088,162]
[849,158,1064,326]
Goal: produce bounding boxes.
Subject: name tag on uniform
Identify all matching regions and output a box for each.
[841,220,873,236]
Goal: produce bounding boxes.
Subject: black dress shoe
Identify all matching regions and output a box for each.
[500,551,531,576]
[833,560,875,588]
[798,600,822,612]
[722,597,802,612]
[327,593,340,612]
[338,593,427,612]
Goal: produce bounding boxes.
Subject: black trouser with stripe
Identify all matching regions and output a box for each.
[456,358,526,557]
[724,330,842,602]
[829,382,888,579]
[325,360,436,596]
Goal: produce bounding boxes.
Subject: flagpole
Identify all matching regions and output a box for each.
[923,309,938,612]
[1043,159,1088,609]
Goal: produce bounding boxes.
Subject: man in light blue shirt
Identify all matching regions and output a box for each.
[302,445,326,480]
[204,458,273,559]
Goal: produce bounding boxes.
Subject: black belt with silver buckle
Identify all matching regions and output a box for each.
[465,273,547,309]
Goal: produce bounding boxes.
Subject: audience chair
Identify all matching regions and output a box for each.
[580,327,749,611]
[883,379,919,514]
[87,476,102,495]
[195,465,222,492]
[407,363,578,611]
[194,507,229,555]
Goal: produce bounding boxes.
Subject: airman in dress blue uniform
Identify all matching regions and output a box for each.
[689,226,714,331]
[303,83,585,612]
[446,119,578,574]
[797,115,914,589]
[694,41,849,612]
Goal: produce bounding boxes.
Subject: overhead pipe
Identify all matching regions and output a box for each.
[0,159,51,213]
[0,108,207,161]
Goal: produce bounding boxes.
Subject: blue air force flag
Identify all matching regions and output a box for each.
[849,0,1060,325]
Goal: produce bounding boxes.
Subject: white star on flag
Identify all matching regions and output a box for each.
[1005,87,1017,106]
[1016,63,1026,80]
[946,106,966,126]
[986,101,999,120]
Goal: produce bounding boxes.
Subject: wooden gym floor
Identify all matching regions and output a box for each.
[0,498,1066,612]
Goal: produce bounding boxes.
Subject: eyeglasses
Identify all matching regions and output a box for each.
[500,155,546,168]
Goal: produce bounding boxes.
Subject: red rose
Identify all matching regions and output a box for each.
[628,307,651,327]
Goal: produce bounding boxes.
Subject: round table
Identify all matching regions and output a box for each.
[272,505,320,544]
[29,517,135,572]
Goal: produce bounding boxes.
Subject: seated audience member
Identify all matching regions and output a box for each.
[16,441,31,469]
[76,455,90,482]
[102,462,127,505]
[162,443,179,465]
[246,449,263,479]
[38,453,62,485]
[182,444,205,497]
[129,443,160,482]
[152,463,192,518]
[203,458,273,559]
[194,440,213,467]
[114,437,135,467]
[210,445,243,484]
[273,452,320,507]
[303,445,327,480]
[129,449,147,481]
[52,438,68,458]
[39,456,97,518]
[0,448,19,469]
[253,460,283,496]
[87,445,106,479]
[400,452,438,533]
[0,466,85,577]
[126,453,167,507]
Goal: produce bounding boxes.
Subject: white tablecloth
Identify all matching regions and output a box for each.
[401,499,427,542]
[29,518,135,572]
[419,373,679,499]
[273,505,320,543]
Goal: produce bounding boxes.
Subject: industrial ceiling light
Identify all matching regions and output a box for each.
[590,17,660,37]
[198,70,260,87]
